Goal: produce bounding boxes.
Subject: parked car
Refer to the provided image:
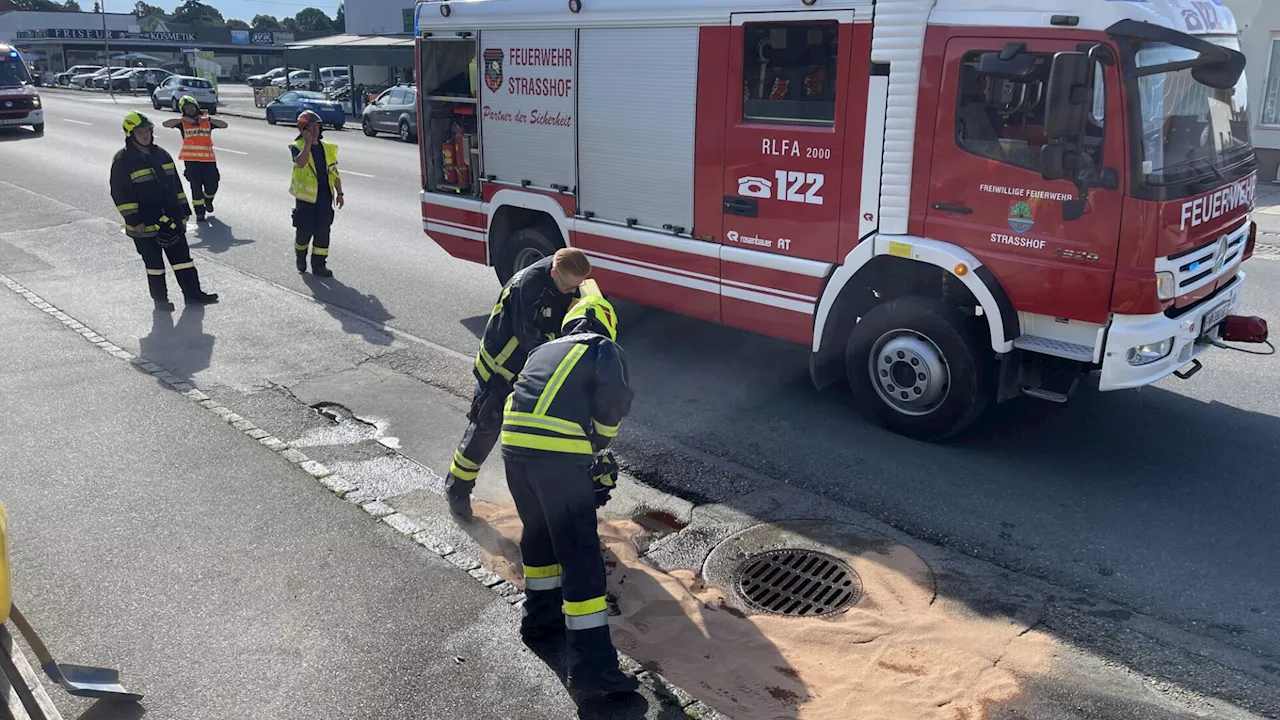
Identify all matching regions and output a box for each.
[361,85,417,143]
[107,68,170,92]
[152,75,218,112]
[247,67,286,87]
[90,67,129,89]
[266,90,344,129]
[271,70,311,89]
[74,67,120,88]
[56,65,100,85]
[318,66,348,89]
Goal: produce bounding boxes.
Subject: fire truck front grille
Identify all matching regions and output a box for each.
[1156,220,1248,297]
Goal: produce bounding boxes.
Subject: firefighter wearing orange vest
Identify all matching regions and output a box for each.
[163,96,226,222]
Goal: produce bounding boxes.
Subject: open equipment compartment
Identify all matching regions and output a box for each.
[419,30,480,198]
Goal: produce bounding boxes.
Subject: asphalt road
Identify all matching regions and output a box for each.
[7,91,1280,680]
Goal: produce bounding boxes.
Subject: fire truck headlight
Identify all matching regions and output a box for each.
[31,96,40,109]
[1126,338,1174,366]
[1156,271,1176,301]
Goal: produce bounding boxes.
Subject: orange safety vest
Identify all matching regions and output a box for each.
[177,117,216,163]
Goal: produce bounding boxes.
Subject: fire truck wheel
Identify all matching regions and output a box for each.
[846,296,990,441]
[496,227,560,284]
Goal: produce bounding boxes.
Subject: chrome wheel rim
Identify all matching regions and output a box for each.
[868,329,950,417]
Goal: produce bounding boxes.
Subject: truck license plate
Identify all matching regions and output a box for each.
[0,117,28,125]
[1200,301,1230,337]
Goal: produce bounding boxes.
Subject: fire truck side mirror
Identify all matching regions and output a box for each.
[1044,51,1092,141]
[1040,143,1079,182]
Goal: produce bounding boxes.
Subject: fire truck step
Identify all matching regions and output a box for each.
[1012,336,1095,363]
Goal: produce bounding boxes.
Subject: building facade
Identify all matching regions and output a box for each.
[1226,0,1279,181]
[339,0,414,86]
[0,9,318,81]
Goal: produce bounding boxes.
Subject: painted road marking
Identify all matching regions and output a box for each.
[62,119,92,126]
[218,148,249,155]
[343,170,376,178]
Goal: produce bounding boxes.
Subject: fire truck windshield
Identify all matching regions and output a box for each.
[1134,38,1253,195]
[0,57,32,88]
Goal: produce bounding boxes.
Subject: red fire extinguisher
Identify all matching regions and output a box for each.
[442,140,458,185]
[454,129,471,189]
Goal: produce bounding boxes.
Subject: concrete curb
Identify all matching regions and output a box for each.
[0,272,723,720]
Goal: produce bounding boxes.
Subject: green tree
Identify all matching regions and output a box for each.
[64,0,81,9]
[280,17,300,32]
[170,0,223,26]
[251,14,281,29]
[334,3,345,32]
[226,18,250,29]
[133,1,167,17]
[293,7,334,33]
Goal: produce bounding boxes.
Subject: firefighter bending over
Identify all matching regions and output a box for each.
[163,96,226,222]
[111,111,219,311]
[501,291,638,698]
[445,248,592,519]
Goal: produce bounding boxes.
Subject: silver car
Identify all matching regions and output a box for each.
[152,75,218,113]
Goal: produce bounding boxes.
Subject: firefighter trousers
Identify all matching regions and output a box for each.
[133,235,205,301]
[293,200,334,263]
[184,161,220,214]
[504,452,621,679]
[446,380,504,485]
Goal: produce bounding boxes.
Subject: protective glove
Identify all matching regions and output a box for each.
[154,214,182,248]
[591,451,619,508]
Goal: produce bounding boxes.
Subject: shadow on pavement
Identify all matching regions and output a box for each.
[76,698,147,720]
[188,218,254,254]
[460,314,488,340]
[0,128,43,143]
[136,305,214,382]
[300,273,394,347]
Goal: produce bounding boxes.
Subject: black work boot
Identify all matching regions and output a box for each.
[566,626,638,699]
[520,588,564,645]
[311,254,333,278]
[205,197,215,214]
[444,475,474,521]
[296,250,308,273]
[154,298,175,312]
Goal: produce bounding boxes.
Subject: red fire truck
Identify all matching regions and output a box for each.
[414,0,1268,440]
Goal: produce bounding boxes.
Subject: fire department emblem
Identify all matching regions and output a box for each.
[483,48,504,93]
[1007,200,1035,233]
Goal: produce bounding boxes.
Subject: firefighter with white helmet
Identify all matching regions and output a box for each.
[110,110,219,311]
[499,288,638,698]
[289,109,344,277]
[162,96,227,223]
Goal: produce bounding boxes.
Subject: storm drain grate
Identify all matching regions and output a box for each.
[733,549,862,617]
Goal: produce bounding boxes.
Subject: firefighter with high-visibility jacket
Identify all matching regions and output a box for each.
[501,291,638,698]
[162,96,226,222]
[444,247,593,520]
[110,111,219,311]
[289,109,344,277]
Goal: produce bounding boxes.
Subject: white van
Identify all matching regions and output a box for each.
[318,66,348,89]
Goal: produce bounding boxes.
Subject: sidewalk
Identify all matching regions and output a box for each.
[1255,180,1280,240]
[0,282,655,719]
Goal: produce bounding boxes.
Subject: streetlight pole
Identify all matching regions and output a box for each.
[102,0,114,98]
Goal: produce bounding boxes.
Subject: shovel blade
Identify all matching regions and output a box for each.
[43,661,144,702]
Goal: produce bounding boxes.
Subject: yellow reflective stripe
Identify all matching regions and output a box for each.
[563,596,608,617]
[500,431,593,455]
[524,564,562,579]
[312,246,329,256]
[474,354,493,382]
[129,168,154,180]
[490,286,510,319]
[533,344,587,416]
[192,199,205,206]
[144,224,160,231]
[504,411,585,437]
[452,450,480,471]
[161,162,176,171]
[145,268,166,276]
[294,242,310,251]
[171,262,194,271]
[592,418,619,438]
[478,347,515,380]
[115,202,139,213]
[449,461,479,481]
[493,336,520,368]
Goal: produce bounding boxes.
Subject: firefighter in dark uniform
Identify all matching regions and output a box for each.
[110,111,219,311]
[501,291,638,698]
[290,109,344,277]
[445,247,593,520]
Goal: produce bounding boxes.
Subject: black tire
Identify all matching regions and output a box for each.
[31,123,44,135]
[171,98,179,112]
[266,109,276,125]
[496,226,559,285]
[331,121,343,130]
[399,119,413,143]
[845,296,990,441]
[151,95,161,110]
[362,117,376,136]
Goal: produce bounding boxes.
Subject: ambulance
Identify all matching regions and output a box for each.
[414,0,1268,440]
[0,44,43,134]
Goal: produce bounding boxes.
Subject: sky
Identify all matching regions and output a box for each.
[106,0,343,25]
